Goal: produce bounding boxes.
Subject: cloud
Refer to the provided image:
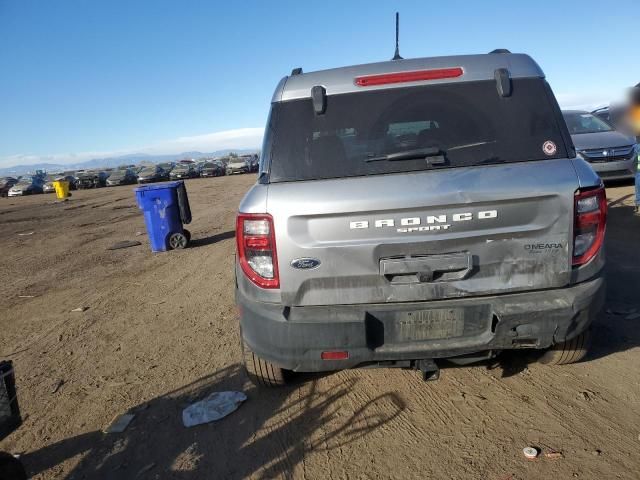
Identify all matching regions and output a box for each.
[0,127,264,168]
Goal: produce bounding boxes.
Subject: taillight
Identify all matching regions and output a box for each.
[355,67,463,87]
[573,187,607,266]
[236,213,279,288]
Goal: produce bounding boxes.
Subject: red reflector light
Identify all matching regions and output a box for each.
[355,67,463,87]
[245,236,270,250]
[321,351,349,360]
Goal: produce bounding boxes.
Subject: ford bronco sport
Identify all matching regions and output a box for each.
[236,51,606,387]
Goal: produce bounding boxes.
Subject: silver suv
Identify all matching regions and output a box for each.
[235,51,606,386]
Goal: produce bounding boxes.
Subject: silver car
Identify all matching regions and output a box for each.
[226,158,249,175]
[236,51,605,387]
[563,110,637,181]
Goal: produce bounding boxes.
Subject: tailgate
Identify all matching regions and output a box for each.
[268,159,578,306]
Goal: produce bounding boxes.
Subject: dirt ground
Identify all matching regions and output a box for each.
[0,174,639,480]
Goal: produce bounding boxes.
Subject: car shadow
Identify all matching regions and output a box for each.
[22,364,405,479]
[189,230,235,248]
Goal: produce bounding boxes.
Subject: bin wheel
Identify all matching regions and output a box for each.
[183,229,191,242]
[168,232,189,250]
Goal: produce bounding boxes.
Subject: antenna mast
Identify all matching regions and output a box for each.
[392,12,403,60]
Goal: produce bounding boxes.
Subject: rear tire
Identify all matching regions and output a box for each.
[242,340,287,387]
[539,329,591,365]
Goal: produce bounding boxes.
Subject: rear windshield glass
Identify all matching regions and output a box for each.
[264,78,568,182]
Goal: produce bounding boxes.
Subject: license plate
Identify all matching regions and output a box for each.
[394,308,465,341]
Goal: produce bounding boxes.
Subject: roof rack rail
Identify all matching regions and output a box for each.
[291,67,303,76]
[489,49,511,54]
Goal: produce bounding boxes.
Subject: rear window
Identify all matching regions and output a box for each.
[264,78,568,183]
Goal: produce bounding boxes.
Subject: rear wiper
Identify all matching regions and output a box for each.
[365,147,446,165]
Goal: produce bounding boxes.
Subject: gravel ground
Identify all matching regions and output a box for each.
[0,175,639,479]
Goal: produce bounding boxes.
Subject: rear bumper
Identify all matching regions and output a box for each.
[238,276,605,372]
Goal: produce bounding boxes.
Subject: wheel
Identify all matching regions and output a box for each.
[168,232,189,250]
[539,329,591,365]
[183,229,191,242]
[242,339,287,387]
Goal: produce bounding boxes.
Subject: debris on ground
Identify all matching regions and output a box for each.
[51,379,64,394]
[17,231,34,236]
[18,295,35,298]
[103,413,136,434]
[545,450,563,459]
[135,462,156,477]
[71,307,88,312]
[135,231,144,236]
[182,391,247,427]
[107,240,142,251]
[580,390,596,401]
[523,447,539,460]
[592,449,602,456]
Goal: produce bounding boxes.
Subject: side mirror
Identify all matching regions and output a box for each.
[311,85,327,115]
[494,68,512,97]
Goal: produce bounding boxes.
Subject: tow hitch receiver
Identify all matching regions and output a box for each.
[416,359,440,381]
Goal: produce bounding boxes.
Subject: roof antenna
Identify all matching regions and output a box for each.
[392,12,403,60]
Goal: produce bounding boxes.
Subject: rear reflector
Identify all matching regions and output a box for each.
[321,351,349,360]
[355,67,463,87]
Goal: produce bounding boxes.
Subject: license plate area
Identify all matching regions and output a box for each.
[395,308,464,341]
[369,305,491,344]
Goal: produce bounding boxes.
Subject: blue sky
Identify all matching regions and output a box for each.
[1,0,638,167]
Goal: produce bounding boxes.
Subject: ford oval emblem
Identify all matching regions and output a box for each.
[291,258,321,270]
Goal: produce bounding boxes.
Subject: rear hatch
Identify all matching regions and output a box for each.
[258,74,579,307]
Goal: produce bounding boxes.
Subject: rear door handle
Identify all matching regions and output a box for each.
[380,252,472,284]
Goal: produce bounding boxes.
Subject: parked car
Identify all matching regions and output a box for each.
[8,177,43,197]
[200,161,225,177]
[0,177,18,197]
[106,168,137,186]
[137,165,168,184]
[77,171,109,189]
[236,50,606,387]
[42,174,77,193]
[563,110,638,181]
[226,157,249,175]
[157,162,175,174]
[169,164,198,180]
[241,154,259,172]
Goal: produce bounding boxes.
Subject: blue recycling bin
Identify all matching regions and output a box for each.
[135,181,192,252]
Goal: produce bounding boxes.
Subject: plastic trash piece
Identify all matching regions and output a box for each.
[523,447,539,459]
[182,391,247,427]
[104,413,135,433]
